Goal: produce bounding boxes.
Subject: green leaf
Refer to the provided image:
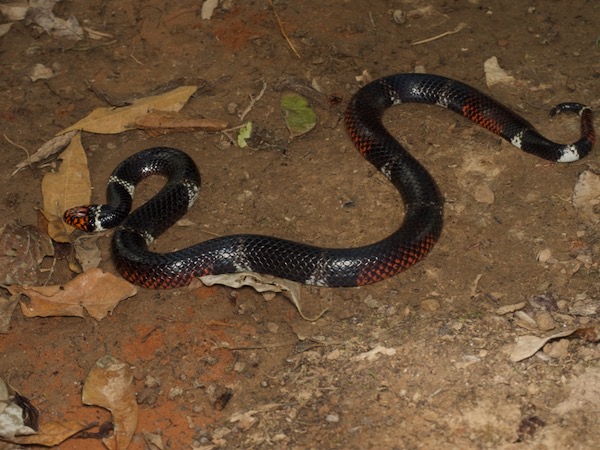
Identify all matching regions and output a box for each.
[281,93,317,137]
[237,121,253,148]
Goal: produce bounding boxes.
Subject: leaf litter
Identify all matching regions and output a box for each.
[5,81,233,336]
[59,85,198,135]
[40,131,91,243]
[198,272,328,321]
[9,268,138,320]
[0,38,327,448]
[82,356,138,450]
[0,222,53,286]
[0,376,89,447]
[510,325,600,362]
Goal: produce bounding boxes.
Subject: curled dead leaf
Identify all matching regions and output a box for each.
[59,85,198,135]
[199,272,327,321]
[83,356,138,450]
[9,419,90,446]
[41,132,91,242]
[509,325,600,362]
[10,268,137,320]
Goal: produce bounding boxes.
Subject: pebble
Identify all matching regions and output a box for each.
[420,299,440,311]
[364,295,380,309]
[495,301,527,315]
[144,375,161,388]
[543,339,570,358]
[572,170,600,223]
[326,412,340,423]
[326,349,341,360]
[226,102,238,114]
[392,10,407,24]
[168,386,183,400]
[535,311,556,331]
[536,248,554,263]
[473,182,495,204]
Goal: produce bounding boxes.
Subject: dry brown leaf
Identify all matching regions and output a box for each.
[41,132,91,242]
[142,431,165,450]
[199,272,327,321]
[59,85,198,134]
[0,2,28,21]
[83,356,138,450]
[12,130,77,176]
[0,293,19,334]
[508,326,600,362]
[10,268,138,320]
[134,110,228,136]
[0,222,54,286]
[9,419,89,446]
[72,234,103,272]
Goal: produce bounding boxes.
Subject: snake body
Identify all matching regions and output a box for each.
[64,74,596,288]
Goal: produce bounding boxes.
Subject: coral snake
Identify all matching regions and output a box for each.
[64,74,596,289]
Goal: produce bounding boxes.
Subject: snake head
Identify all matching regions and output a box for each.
[63,206,97,232]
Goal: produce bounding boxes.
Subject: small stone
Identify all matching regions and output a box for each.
[515,310,537,327]
[420,299,440,311]
[168,386,183,400]
[145,375,161,388]
[572,170,600,223]
[543,339,570,358]
[326,349,341,360]
[392,10,406,24]
[226,102,238,114]
[535,311,556,331]
[556,300,569,311]
[325,412,340,423]
[473,182,495,204]
[536,248,553,263]
[496,301,527,315]
[364,295,380,309]
[212,427,232,439]
[569,300,598,316]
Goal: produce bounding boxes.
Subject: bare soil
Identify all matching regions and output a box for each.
[1,1,600,449]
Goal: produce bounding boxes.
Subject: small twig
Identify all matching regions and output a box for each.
[213,341,297,351]
[239,79,268,121]
[410,22,467,46]
[129,46,144,66]
[268,0,301,59]
[3,133,30,157]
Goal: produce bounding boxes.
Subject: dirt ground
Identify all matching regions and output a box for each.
[1,0,600,449]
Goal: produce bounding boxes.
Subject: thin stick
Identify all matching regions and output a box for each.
[268,0,301,59]
[410,23,467,46]
[239,79,268,121]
